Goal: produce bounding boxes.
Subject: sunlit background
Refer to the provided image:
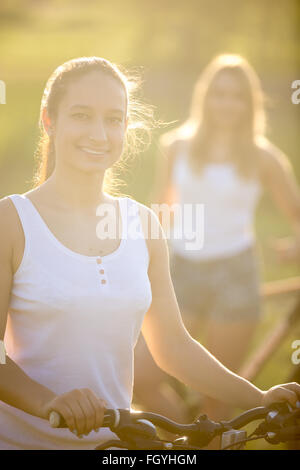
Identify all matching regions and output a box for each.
[0,0,300,449]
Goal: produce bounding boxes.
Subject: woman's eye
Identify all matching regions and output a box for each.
[109,116,122,124]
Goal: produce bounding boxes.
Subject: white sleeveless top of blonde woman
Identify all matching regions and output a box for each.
[0,194,152,450]
[169,150,262,261]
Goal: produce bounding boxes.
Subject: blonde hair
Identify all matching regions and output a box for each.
[32,56,154,196]
[162,54,266,179]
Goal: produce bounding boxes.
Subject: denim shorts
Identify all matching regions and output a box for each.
[169,245,262,324]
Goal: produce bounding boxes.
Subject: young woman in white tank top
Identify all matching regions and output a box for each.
[133,54,300,431]
[0,56,299,450]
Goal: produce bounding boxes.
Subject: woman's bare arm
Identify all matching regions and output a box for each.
[0,197,57,419]
[141,206,300,409]
[259,142,300,231]
[259,141,300,260]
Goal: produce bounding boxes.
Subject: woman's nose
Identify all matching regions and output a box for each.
[88,119,108,143]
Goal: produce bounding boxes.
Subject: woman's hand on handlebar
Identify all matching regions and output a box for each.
[42,388,107,437]
[261,382,300,408]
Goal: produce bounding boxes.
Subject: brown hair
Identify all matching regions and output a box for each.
[32,56,154,195]
[161,54,266,179]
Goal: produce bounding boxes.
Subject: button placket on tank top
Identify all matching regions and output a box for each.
[96,257,108,286]
[93,196,128,287]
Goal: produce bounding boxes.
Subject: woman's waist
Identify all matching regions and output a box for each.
[169,236,257,262]
[2,349,133,405]
[169,221,255,252]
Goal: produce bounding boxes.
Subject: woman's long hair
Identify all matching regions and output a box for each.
[161,54,267,180]
[32,56,154,195]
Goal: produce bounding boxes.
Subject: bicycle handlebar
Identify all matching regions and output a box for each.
[49,401,300,448]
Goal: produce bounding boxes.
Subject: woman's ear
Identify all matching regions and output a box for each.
[42,108,53,136]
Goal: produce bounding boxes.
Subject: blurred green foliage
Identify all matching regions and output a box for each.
[0,0,299,195]
[0,0,299,449]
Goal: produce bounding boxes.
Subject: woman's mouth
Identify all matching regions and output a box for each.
[79,146,109,156]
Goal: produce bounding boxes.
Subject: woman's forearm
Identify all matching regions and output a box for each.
[164,334,264,410]
[0,355,57,419]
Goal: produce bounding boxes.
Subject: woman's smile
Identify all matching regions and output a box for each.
[77,146,110,157]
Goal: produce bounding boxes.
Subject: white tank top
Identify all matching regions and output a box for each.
[169,152,262,260]
[0,194,152,449]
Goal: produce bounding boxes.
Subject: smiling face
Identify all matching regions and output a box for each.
[204,69,251,131]
[48,71,128,175]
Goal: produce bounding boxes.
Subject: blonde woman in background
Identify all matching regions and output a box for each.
[134,54,300,427]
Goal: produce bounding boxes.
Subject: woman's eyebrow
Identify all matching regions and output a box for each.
[69,104,124,115]
[70,104,91,110]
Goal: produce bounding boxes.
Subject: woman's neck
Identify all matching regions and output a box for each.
[204,130,235,163]
[212,128,235,146]
[42,167,111,214]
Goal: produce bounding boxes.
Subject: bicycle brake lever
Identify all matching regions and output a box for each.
[187,414,223,447]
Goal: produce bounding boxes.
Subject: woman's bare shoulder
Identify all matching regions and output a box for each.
[132,199,163,233]
[160,135,188,154]
[0,197,17,254]
[0,196,20,230]
[0,196,24,270]
[130,198,167,264]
